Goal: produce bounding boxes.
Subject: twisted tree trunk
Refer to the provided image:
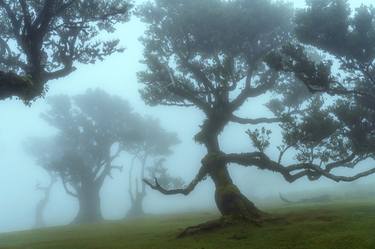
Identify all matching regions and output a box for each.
[200,116,264,222]
[206,155,263,222]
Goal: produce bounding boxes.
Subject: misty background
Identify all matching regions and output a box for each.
[0,0,372,233]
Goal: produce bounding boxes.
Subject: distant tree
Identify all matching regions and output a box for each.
[138,0,294,228]
[263,0,375,182]
[27,89,138,223]
[34,172,57,228]
[0,0,131,102]
[126,117,180,218]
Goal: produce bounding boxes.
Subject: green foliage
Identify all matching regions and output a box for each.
[266,0,375,169]
[137,0,293,108]
[246,127,272,153]
[0,0,131,101]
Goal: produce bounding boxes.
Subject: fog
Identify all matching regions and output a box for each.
[0,0,373,233]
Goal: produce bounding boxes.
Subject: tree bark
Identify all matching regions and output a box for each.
[209,160,263,222]
[200,115,264,222]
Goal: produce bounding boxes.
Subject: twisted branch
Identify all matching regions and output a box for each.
[225,152,375,183]
[143,165,208,195]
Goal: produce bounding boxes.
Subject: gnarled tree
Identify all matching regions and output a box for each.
[138,0,294,224]
[27,89,138,223]
[127,117,180,218]
[139,0,375,232]
[0,0,131,102]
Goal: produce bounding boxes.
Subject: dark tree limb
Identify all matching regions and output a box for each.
[178,53,215,93]
[230,115,280,125]
[0,71,34,101]
[225,152,375,183]
[230,72,278,111]
[61,179,78,198]
[163,63,211,114]
[143,165,208,195]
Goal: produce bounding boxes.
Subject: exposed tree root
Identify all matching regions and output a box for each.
[177,217,230,238]
[177,214,273,238]
[176,213,289,238]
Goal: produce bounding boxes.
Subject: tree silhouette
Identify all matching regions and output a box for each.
[27,89,138,223]
[138,0,294,225]
[127,117,180,218]
[0,0,131,102]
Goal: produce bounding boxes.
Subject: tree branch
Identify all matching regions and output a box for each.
[164,63,211,114]
[61,179,78,198]
[230,114,280,125]
[44,66,76,81]
[143,165,208,195]
[230,71,278,111]
[225,152,375,183]
[0,71,34,101]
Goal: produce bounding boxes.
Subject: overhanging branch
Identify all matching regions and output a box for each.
[225,152,375,183]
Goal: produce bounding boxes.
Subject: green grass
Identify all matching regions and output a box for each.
[1,200,375,249]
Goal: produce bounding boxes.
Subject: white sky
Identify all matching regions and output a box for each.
[0,0,373,233]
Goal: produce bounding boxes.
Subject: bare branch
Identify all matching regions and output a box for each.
[144,165,208,195]
[61,179,78,197]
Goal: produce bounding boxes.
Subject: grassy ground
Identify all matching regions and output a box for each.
[1,200,375,249]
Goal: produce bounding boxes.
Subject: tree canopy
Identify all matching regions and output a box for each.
[138,0,295,222]
[264,0,375,182]
[139,0,375,227]
[0,0,131,102]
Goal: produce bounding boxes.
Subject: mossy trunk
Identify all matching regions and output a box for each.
[209,163,263,221]
[197,115,264,223]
